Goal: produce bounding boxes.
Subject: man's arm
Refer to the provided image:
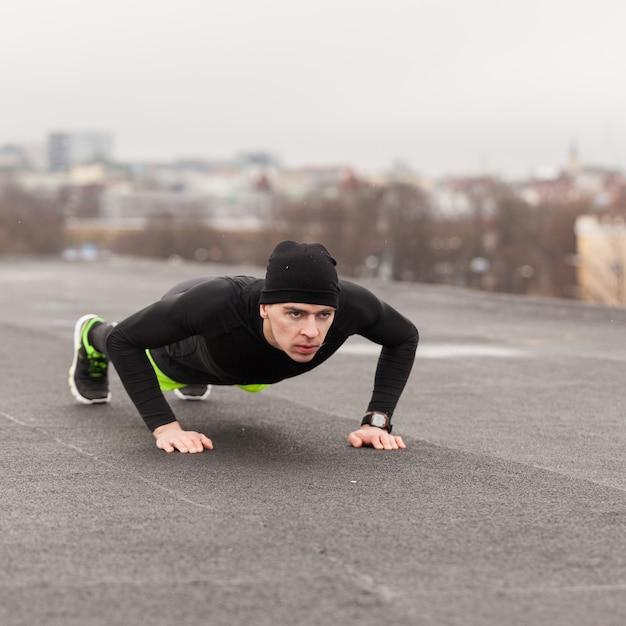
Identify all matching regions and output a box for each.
[339,283,419,450]
[359,302,418,447]
[361,302,419,417]
[104,279,237,436]
[106,307,216,452]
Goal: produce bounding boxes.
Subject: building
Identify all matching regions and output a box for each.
[48,132,113,172]
[575,215,626,305]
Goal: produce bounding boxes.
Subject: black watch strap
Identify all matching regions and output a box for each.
[361,411,392,433]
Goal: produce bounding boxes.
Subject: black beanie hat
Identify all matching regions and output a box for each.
[260,240,340,307]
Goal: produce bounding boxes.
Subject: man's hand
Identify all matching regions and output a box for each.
[347,425,406,450]
[153,421,213,454]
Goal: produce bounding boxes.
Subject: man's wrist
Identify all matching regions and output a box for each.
[153,421,182,437]
[361,411,392,433]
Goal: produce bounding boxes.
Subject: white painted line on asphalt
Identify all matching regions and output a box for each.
[338,343,529,358]
[0,409,217,512]
[487,583,626,594]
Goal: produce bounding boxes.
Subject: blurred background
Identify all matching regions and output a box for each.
[2,0,626,304]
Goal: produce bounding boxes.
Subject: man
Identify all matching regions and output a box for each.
[69,240,418,454]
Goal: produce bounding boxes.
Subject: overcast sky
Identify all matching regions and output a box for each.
[2,0,624,176]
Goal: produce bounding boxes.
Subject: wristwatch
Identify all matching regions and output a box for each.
[361,411,392,433]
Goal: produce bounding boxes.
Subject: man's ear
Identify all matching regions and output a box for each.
[259,303,269,319]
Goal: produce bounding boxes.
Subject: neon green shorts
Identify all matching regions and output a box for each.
[146,350,269,393]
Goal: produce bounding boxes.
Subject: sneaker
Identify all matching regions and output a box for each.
[69,314,111,404]
[173,385,212,401]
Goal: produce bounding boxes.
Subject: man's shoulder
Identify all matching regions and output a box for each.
[221,276,266,315]
[338,279,380,304]
[188,275,263,295]
[225,275,264,290]
[176,275,263,313]
[335,279,383,326]
[174,275,263,333]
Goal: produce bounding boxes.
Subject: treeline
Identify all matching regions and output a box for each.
[0,177,596,299]
[271,178,586,299]
[0,185,66,255]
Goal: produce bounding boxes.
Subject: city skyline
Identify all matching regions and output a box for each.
[2,1,625,177]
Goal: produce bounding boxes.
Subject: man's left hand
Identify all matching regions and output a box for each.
[347,425,406,450]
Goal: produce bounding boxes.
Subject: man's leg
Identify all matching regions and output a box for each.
[173,385,213,400]
[88,316,213,401]
[70,278,214,404]
[68,315,113,404]
[162,278,215,400]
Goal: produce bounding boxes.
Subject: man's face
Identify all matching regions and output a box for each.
[260,302,336,362]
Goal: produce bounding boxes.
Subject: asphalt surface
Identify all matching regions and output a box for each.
[1,256,626,626]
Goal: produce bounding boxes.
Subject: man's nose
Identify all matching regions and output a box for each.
[301,316,319,338]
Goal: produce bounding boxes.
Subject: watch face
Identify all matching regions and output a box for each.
[371,412,387,428]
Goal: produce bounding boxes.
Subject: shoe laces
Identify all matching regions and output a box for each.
[83,346,108,378]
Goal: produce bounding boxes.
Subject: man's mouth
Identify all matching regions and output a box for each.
[295,344,319,355]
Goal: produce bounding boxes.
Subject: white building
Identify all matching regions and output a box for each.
[575,214,626,305]
[48,132,113,172]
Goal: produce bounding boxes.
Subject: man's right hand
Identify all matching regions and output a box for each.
[153,421,213,454]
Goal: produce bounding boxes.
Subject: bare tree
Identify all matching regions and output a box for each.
[538,200,589,298]
[381,182,435,282]
[111,212,226,262]
[489,191,549,294]
[0,185,66,255]
[271,177,383,276]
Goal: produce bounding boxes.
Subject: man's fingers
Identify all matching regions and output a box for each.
[376,432,406,450]
[178,435,205,453]
[200,435,214,450]
[383,435,406,450]
[347,432,363,448]
[379,434,393,450]
[372,435,384,450]
[348,428,407,451]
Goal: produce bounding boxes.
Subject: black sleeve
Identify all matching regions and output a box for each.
[104,278,239,431]
[342,282,418,419]
[361,301,419,418]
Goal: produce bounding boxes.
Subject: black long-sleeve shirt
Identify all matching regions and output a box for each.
[105,276,418,431]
